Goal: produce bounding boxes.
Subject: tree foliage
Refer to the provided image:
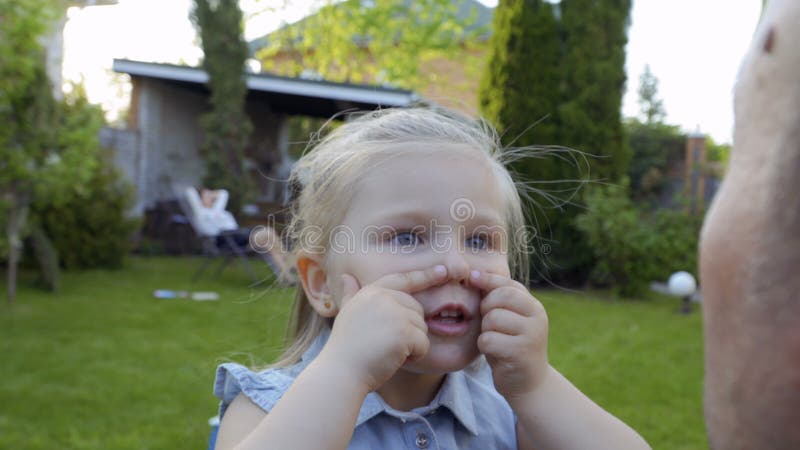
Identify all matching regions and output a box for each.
[192,0,253,214]
[0,0,100,301]
[31,90,139,272]
[625,64,680,204]
[637,64,665,124]
[705,135,730,170]
[256,0,485,89]
[625,118,684,203]
[479,0,561,146]
[479,0,632,284]
[559,0,631,182]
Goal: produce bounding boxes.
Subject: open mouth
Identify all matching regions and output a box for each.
[432,309,465,324]
[426,304,472,336]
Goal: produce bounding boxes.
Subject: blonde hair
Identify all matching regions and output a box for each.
[270,107,534,368]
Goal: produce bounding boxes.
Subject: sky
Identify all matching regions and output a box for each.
[62,0,763,144]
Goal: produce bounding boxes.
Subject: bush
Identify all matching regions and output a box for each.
[575,181,649,297]
[575,180,702,298]
[33,151,139,269]
[639,209,702,283]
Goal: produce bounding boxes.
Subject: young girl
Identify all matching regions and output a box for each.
[213,108,651,449]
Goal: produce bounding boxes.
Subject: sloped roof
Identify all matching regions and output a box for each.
[113,59,420,118]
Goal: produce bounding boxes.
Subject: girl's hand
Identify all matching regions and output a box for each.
[318,265,448,393]
[470,270,550,402]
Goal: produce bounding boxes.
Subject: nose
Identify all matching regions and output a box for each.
[441,247,470,286]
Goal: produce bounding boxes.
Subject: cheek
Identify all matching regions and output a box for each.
[334,251,425,287]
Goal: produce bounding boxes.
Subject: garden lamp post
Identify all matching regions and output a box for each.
[669,271,697,314]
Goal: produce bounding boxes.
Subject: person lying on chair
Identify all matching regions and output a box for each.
[186,186,295,284]
[193,188,249,247]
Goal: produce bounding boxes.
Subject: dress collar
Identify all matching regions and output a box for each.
[298,328,481,436]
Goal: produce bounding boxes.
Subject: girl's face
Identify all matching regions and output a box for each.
[328,148,512,374]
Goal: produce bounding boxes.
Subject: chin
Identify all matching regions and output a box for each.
[403,342,480,374]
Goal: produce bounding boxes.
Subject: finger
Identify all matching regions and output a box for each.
[468,270,528,294]
[477,331,517,361]
[480,286,542,318]
[373,265,448,294]
[405,327,430,364]
[481,308,529,336]
[392,291,426,318]
[408,307,428,333]
[339,273,361,306]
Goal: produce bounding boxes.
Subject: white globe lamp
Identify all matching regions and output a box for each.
[668,271,697,313]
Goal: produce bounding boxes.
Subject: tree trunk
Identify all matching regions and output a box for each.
[6,207,19,303]
[5,191,30,303]
[29,223,60,292]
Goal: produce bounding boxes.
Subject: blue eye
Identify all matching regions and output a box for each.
[392,231,421,247]
[467,234,488,250]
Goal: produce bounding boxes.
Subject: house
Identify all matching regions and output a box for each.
[103,58,419,221]
[248,0,494,115]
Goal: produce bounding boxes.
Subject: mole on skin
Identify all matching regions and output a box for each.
[763,27,775,53]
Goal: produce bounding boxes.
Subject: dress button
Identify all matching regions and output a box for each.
[415,432,429,449]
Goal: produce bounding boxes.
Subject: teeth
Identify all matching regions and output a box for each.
[438,310,462,318]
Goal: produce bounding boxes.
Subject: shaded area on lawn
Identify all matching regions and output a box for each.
[0,257,705,449]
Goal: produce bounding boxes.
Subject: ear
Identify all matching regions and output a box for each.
[296,252,337,318]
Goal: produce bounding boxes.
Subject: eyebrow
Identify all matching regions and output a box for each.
[366,208,505,228]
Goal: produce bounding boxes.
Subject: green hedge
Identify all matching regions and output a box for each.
[575,180,702,298]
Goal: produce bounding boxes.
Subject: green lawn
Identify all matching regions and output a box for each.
[0,257,706,449]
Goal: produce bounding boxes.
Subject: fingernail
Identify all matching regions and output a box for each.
[471,270,480,280]
[434,265,446,275]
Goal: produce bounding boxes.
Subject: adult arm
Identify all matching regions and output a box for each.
[700,1,800,448]
[184,187,218,236]
[212,189,229,212]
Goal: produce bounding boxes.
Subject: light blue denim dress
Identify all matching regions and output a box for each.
[214,327,518,449]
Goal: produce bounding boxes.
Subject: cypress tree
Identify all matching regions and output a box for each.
[192,0,252,214]
[559,0,631,182]
[479,0,562,147]
[479,0,568,283]
[480,0,578,283]
[479,0,632,284]
[556,0,632,282]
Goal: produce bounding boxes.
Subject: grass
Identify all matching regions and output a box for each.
[544,289,706,449]
[0,257,706,449]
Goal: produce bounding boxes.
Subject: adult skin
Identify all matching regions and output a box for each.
[700,0,800,448]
